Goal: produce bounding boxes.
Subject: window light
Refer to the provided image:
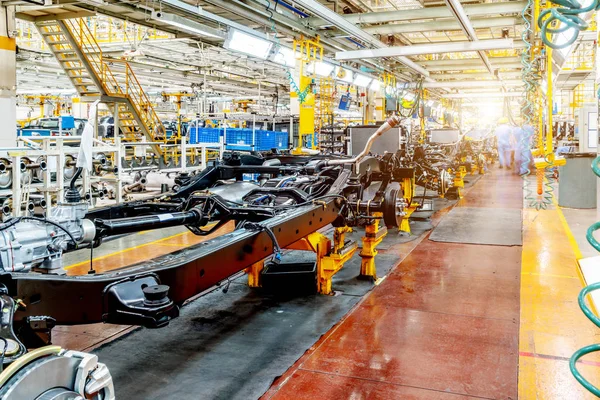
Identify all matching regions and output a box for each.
[225,29,273,60]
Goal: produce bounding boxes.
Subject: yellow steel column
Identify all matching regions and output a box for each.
[0,5,16,147]
[298,65,315,151]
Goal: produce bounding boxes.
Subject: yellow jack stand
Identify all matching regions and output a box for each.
[399,177,418,234]
[400,202,420,234]
[359,213,387,281]
[286,226,357,295]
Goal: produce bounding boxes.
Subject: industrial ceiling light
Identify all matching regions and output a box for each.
[272,46,296,68]
[151,11,224,39]
[312,61,335,77]
[353,74,372,87]
[225,29,274,60]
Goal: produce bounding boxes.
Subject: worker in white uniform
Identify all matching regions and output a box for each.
[494,117,513,169]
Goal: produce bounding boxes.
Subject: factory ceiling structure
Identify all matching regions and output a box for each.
[11,0,538,104]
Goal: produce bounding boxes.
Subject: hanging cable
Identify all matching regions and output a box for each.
[520,0,538,208]
[265,0,311,104]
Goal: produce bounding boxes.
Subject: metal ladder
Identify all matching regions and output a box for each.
[35,18,165,156]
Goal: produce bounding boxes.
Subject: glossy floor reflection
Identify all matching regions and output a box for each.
[264,168,522,399]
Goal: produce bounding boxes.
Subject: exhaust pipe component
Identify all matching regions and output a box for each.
[326,116,402,167]
[123,179,147,194]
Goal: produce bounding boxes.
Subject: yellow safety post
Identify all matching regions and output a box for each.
[359,212,387,280]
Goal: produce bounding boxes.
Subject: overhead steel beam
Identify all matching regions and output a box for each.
[444,0,494,76]
[362,16,520,35]
[422,62,523,72]
[305,1,526,27]
[418,56,518,66]
[289,0,431,78]
[431,71,523,79]
[336,39,514,60]
[443,92,525,98]
[423,79,522,88]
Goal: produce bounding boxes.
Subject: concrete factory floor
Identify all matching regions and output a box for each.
[51,168,600,399]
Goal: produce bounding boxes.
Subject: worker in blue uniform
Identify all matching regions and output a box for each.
[513,124,534,175]
[494,117,513,169]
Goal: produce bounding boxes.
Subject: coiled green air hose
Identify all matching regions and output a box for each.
[538,0,599,49]
[570,155,600,395]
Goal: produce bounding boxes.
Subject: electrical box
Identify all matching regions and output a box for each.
[339,94,351,111]
[579,104,597,152]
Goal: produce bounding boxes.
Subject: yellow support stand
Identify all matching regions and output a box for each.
[471,163,478,175]
[286,226,357,295]
[399,177,418,234]
[246,260,265,288]
[359,213,387,280]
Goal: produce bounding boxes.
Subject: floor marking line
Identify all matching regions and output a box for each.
[551,194,584,260]
[297,368,497,400]
[64,231,190,270]
[519,351,600,367]
[522,272,578,279]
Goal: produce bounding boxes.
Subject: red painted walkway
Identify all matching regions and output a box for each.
[263,170,522,399]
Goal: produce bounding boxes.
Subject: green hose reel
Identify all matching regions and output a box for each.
[538,0,600,49]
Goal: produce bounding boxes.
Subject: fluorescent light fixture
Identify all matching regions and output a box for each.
[273,46,296,67]
[17,88,76,95]
[370,79,381,91]
[152,11,224,39]
[353,74,372,87]
[225,29,273,60]
[336,66,353,83]
[312,61,335,77]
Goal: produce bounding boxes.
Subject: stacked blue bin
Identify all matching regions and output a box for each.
[225,128,289,151]
[188,127,222,144]
[189,127,289,150]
